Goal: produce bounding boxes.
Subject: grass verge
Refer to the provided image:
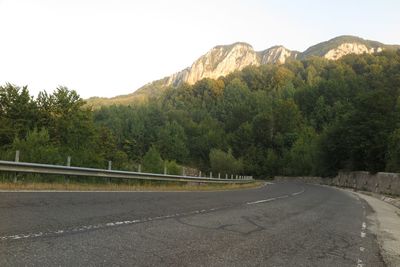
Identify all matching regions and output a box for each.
[0,180,263,192]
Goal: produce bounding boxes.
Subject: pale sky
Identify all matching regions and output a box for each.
[1,0,399,98]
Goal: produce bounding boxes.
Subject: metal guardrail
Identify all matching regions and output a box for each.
[0,160,254,184]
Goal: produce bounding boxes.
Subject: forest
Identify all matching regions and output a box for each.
[1,50,399,178]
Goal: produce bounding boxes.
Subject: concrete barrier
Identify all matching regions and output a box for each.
[332,171,400,196]
[275,171,400,197]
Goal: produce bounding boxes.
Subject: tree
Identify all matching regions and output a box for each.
[209,149,243,176]
[386,129,400,172]
[0,84,38,144]
[6,128,61,164]
[142,146,164,173]
[285,127,317,176]
[156,121,189,162]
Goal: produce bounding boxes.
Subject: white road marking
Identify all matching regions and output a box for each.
[360,247,365,252]
[276,195,289,199]
[361,232,366,238]
[357,258,364,267]
[0,206,226,241]
[246,198,276,205]
[247,187,305,205]
[362,222,366,230]
[291,188,305,196]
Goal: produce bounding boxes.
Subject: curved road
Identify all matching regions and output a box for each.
[0,182,385,266]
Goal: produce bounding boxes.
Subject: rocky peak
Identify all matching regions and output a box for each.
[259,46,299,64]
[166,35,398,90]
[167,42,259,86]
[300,35,387,60]
[324,42,382,60]
[167,43,304,87]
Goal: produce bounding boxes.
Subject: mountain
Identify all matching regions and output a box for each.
[300,35,399,60]
[166,43,298,87]
[86,35,399,107]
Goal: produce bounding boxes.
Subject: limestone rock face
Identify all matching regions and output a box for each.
[167,43,259,86]
[166,36,393,87]
[324,42,382,60]
[167,43,304,86]
[260,46,299,64]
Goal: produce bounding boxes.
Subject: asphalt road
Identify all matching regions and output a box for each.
[0,182,385,266]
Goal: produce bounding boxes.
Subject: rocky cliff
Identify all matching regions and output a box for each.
[87,35,399,107]
[167,43,301,86]
[167,42,259,87]
[166,36,397,87]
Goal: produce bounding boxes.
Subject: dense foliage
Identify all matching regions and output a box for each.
[1,50,400,178]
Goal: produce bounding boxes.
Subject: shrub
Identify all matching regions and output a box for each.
[209,149,243,176]
[142,146,164,173]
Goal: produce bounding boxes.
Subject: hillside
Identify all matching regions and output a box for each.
[86,35,399,108]
[2,50,400,178]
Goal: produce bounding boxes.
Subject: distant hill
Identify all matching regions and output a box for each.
[86,35,400,108]
[300,35,399,60]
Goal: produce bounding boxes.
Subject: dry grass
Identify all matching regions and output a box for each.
[0,181,263,192]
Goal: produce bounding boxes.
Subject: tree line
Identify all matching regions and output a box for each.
[1,50,399,178]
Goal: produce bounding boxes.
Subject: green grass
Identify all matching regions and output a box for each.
[0,173,261,191]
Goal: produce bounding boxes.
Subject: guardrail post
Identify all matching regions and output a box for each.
[15,150,20,162]
[107,161,112,184]
[209,172,212,178]
[138,164,141,172]
[199,171,202,177]
[218,173,221,179]
[231,174,233,179]
[164,162,167,175]
[67,156,71,167]
[182,167,186,176]
[14,150,20,183]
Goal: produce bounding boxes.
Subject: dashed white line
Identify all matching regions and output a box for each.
[247,198,276,205]
[276,195,289,199]
[361,232,366,238]
[0,208,216,241]
[247,188,305,205]
[292,189,305,196]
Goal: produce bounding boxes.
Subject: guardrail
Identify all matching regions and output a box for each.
[0,160,254,184]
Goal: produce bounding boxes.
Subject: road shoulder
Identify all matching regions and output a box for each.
[350,190,400,267]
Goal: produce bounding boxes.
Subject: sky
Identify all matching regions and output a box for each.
[0,0,399,98]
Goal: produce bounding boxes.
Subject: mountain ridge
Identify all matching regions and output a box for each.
[87,35,400,107]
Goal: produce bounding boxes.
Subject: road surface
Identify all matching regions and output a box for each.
[0,182,385,266]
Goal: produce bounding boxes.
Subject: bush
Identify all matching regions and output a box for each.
[209,149,243,175]
[166,160,182,175]
[142,146,164,173]
[6,128,61,164]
